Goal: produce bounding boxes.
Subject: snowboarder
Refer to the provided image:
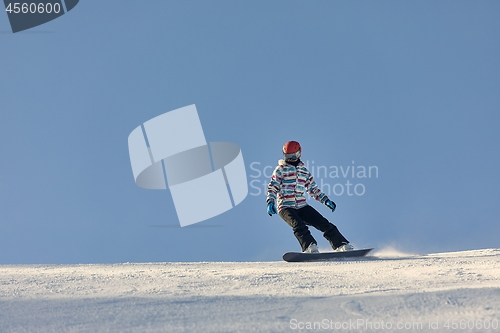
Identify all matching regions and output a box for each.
[266,141,353,253]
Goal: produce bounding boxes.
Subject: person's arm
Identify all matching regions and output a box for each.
[266,166,282,205]
[266,166,282,215]
[305,173,329,204]
[305,171,336,212]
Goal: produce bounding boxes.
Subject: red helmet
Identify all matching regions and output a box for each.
[283,141,301,161]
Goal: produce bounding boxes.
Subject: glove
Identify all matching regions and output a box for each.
[325,200,336,212]
[267,202,277,216]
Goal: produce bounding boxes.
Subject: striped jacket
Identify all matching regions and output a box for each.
[266,159,329,211]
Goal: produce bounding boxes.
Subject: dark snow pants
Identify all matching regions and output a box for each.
[279,205,349,252]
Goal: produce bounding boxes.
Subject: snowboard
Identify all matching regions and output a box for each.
[282,248,374,262]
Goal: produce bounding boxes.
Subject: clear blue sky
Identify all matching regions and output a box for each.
[1,1,499,263]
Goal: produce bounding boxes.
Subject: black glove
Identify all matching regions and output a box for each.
[325,200,336,212]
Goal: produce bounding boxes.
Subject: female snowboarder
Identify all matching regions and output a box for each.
[266,141,353,253]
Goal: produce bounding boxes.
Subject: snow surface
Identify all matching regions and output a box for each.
[1,248,499,333]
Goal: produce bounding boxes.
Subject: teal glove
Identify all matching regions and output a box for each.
[267,202,277,216]
[325,200,336,212]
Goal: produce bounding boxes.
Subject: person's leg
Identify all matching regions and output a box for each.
[297,205,349,249]
[279,208,317,252]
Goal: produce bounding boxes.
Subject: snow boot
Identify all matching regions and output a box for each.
[335,243,354,252]
[304,243,319,253]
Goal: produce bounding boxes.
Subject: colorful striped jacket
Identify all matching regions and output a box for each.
[266,159,329,211]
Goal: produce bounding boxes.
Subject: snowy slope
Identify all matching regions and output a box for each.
[1,249,499,333]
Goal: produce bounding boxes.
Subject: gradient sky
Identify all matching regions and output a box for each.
[1,1,499,264]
